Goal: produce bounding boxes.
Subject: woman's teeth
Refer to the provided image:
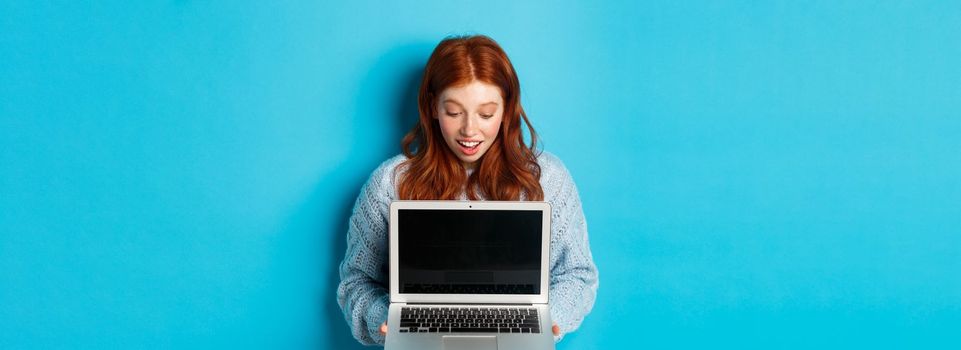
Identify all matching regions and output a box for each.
[457,141,481,148]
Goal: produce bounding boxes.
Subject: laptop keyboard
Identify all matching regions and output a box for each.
[398,306,541,334]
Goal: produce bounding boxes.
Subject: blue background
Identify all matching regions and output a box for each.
[2,1,960,349]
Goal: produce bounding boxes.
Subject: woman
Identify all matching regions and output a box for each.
[337,34,598,346]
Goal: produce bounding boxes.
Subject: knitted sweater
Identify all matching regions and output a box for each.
[336,152,599,346]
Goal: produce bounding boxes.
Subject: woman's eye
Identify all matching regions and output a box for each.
[446,112,462,117]
[480,114,494,119]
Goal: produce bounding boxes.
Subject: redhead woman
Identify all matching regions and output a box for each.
[337,35,598,346]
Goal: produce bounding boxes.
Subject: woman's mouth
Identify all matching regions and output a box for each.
[456,140,482,155]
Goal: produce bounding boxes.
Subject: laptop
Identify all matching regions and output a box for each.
[385,200,555,350]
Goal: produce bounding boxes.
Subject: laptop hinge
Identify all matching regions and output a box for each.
[405,302,534,306]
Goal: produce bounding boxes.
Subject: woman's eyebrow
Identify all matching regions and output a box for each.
[442,99,499,107]
[441,99,463,107]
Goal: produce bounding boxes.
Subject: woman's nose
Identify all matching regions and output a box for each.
[459,116,476,135]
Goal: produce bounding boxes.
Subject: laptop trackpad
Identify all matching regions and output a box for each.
[443,336,497,350]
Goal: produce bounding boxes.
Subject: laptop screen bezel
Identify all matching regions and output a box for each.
[389,200,551,304]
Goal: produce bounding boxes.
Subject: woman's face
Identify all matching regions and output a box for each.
[435,80,504,168]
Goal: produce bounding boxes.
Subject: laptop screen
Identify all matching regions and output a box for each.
[397,209,543,295]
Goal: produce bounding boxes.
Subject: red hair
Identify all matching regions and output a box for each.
[397,35,543,201]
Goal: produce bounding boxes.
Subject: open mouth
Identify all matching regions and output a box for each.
[456,140,482,155]
[457,140,481,149]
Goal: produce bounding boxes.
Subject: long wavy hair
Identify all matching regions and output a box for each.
[397,35,543,201]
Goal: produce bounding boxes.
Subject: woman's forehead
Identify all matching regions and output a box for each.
[439,81,503,106]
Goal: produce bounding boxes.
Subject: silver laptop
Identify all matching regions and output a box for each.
[385,200,555,350]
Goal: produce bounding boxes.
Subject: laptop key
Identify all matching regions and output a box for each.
[452,327,497,333]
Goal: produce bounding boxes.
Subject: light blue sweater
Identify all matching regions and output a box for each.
[336,152,599,346]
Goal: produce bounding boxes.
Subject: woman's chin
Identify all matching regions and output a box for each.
[456,153,484,167]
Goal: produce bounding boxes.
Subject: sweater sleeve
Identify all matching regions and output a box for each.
[336,159,399,346]
[543,155,599,343]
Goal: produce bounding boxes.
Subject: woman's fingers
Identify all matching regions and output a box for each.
[379,322,388,335]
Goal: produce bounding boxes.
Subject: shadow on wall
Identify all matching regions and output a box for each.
[318,40,434,349]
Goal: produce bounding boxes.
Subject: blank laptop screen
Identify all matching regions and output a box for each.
[398,209,542,295]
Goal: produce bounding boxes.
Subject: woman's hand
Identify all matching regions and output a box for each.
[379,322,560,336]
